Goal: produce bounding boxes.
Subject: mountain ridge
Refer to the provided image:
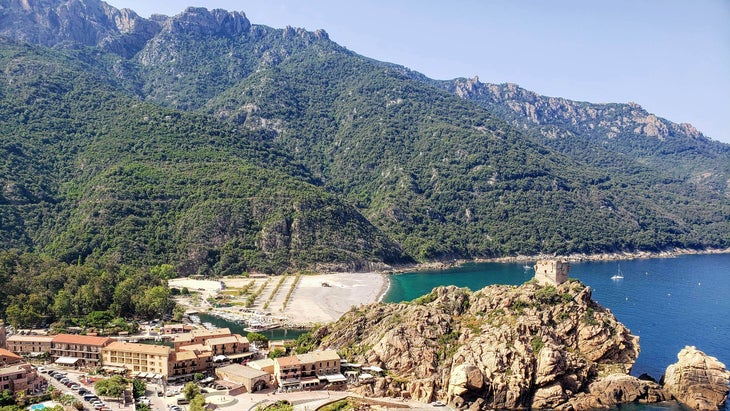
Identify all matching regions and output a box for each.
[0,0,728,273]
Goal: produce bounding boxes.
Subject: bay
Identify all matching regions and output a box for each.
[197,313,309,341]
[384,254,730,385]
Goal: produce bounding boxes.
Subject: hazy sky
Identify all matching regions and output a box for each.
[104,0,730,144]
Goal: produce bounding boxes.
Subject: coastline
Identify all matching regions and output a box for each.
[384,247,730,275]
[175,247,729,330]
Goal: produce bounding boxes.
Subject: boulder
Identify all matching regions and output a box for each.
[448,364,484,396]
[663,346,730,411]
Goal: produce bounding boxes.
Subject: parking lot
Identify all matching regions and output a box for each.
[39,366,137,411]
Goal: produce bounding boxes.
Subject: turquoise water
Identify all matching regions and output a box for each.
[29,404,46,411]
[197,313,309,341]
[384,254,730,383]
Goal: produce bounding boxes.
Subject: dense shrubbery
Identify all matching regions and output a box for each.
[0,250,175,329]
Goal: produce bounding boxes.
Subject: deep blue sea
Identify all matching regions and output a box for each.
[384,254,730,389]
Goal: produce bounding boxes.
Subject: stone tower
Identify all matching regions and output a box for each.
[533,260,569,286]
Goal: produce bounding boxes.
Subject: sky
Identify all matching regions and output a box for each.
[103,0,730,144]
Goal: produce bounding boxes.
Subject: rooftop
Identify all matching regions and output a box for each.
[275,355,301,367]
[52,334,113,346]
[104,342,171,356]
[296,349,340,364]
[174,327,231,343]
[0,348,22,361]
[205,335,248,346]
[179,344,210,353]
[7,335,54,342]
[247,358,274,370]
[0,363,33,376]
[174,350,198,361]
[217,364,269,380]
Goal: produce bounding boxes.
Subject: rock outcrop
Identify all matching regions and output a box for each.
[315,280,652,410]
[0,0,161,57]
[663,346,730,411]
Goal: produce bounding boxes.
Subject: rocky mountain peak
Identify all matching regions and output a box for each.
[0,0,160,57]
[162,7,250,37]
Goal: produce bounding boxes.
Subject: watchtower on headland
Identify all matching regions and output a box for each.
[534,260,569,286]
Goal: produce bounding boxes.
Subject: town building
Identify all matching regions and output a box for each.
[215,364,271,393]
[162,324,193,335]
[272,349,345,390]
[51,334,113,368]
[0,348,22,366]
[246,358,274,374]
[0,363,43,395]
[273,355,301,389]
[172,328,233,351]
[534,260,570,286]
[101,342,172,377]
[170,347,212,379]
[6,335,54,357]
[206,335,250,356]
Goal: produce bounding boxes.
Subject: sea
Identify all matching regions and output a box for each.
[384,253,730,411]
[204,253,729,410]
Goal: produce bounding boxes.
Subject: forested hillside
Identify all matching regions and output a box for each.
[0,0,728,277]
[0,39,406,275]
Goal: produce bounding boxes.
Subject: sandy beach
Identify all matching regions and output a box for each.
[281,272,387,326]
[171,272,388,328]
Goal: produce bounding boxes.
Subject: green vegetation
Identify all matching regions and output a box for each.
[319,398,358,411]
[282,273,301,310]
[257,400,293,411]
[264,274,289,310]
[182,382,201,401]
[530,336,545,353]
[189,394,207,411]
[412,290,438,305]
[95,376,128,400]
[131,379,146,399]
[0,250,175,329]
[0,5,727,282]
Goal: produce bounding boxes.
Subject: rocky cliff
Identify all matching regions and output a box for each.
[443,77,730,198]
[663,346,730,411]
[312,280,670,409]
[0,0,160,57]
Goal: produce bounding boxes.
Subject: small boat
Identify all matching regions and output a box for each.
[523,265,532,270]
[611,265,624,280]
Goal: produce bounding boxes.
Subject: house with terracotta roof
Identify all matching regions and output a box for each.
[101,342,172,376]
[0,348,22,365]
[51,334,113,368]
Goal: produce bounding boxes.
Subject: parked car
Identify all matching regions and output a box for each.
[430,401,446,407]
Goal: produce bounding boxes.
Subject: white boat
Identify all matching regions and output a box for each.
[611,265,624,280]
